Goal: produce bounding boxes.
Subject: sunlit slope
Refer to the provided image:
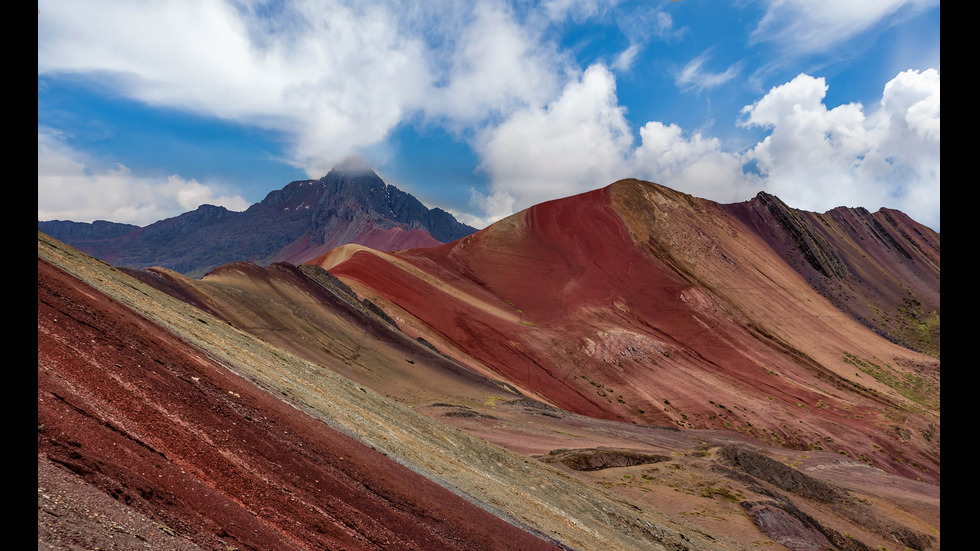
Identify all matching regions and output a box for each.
[39,230,716,551]
[320,179,939,482]
[39,255,565,551]
[124,258,523,410]
[723,192,940,356]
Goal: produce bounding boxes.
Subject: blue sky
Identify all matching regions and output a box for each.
[38,0,940,230]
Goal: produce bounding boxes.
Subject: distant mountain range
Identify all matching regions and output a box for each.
[38,164,477,278]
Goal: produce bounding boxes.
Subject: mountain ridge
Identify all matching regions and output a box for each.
[722,189,939,356]
[315,178,939,481]
[38,166,478,278]
[39,230,718,551]
[38,173,940,550]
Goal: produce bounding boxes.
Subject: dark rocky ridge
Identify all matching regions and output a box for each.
[38,166,477,278]
[740,192,849,280]
[718,446,935,551]
[537,448,671,471]
[718,446,849,504]
[37,219,139,241]
[722,193,940,356]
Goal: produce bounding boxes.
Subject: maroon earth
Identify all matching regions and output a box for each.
[38,258,560,551]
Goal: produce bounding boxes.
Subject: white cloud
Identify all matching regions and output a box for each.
[632,122,759,203]
[424,2,567,125]
[38,130,249,225]
[37,0,583,179]
[542,0,622,22]
[740,70,940,229]
[469,61,759,221]
[38,0,433,177]
[473,64,633,222]
[611,43,642,73]
[616,5,682,43]
[881,68,940,142]
[751,0,939,55]
[471,68,938,232]
[36,2,939,231]
[612,9,682,73]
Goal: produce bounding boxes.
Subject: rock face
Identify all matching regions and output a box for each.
[37,219,139,241]
[38,165,477,278]
[719,446,936,551]
[537,448,671,471]
[718,446,848,504]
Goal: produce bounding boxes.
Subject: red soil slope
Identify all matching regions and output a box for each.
[122,259,528,413]
[38,257,560,551]
[317,180,939,483]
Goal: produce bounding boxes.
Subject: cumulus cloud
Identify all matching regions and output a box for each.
[423,2,567,126]
[38,130,249,225]
[471,67,938,230]
[37,0,584,178]
[38,0,433,177]
[740,69,940,228]
[37,1,939,231]
[473,64,633,222]
[38,0,589,223]
[632,122,759,203]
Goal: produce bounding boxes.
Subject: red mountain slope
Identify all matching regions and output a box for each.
[316,179,939,482]
[40,228,940,551]
[38,257,560,551]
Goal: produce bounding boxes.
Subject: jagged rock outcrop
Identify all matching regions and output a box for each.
[738,192,849,279]
[718,446,848,504]
[538,448,671,471]
[718,446,935,551]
